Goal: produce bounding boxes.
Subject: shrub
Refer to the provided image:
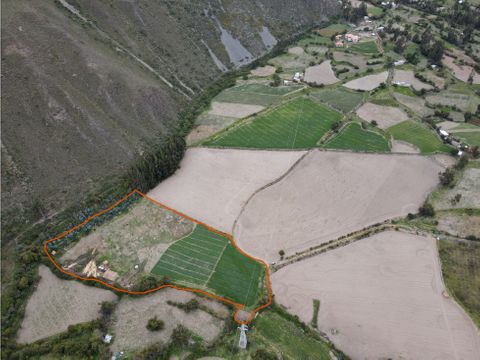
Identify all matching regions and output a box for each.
[419,202,435,217]
[439,168,455,187]
[146,317,165,332]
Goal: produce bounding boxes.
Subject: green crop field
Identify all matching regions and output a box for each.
[452,131,480,146]
[151,225,264,306]
[311,87,366,113]
[387,120,452,154]
[214,84,302,106]
[317,23,349,37]
[349,41,379,55]
[368,6,384,17]
[323,122,390,152]
[203,97,343,149]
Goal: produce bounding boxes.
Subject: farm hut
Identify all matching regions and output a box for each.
[439,129,449,138]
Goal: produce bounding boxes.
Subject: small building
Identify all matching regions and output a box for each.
[439,129,449,138]
[345,34,360,43]
[335,40,344,47]
[103,334,113,344]
[293,72,303,82]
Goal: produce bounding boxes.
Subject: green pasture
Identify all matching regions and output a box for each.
[323,122,390,152]
[311,87,366,113]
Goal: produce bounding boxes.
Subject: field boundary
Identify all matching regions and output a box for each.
[43,189,272,324]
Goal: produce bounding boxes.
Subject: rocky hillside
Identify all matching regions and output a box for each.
[1,0,339,236]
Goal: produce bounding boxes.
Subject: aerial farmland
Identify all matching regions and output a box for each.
[10,1,480,359]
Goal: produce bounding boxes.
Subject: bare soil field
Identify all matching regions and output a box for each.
[393,69,434,91]
[148,148,306,233]
[426,91,472,112]
[288,46,304,55]
[208,102,264,118]
[303,61,339,85]
[187,113,237,145]
[433,168,480,210]
[343,71,388,91]
[437,212,480,238]
[356,102,408,129]
[443,55,480,84]
[17,265,117,344]
[250,65,276,77]
[235,150,443,261]
[391,140,420,153]
[394,93,435,117]
[333,51,369,69]
[271,231,480,360]
[111,289,226,352]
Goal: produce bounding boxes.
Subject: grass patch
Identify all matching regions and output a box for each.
[387,120,452,154]
[453,131,480,147]
[368,6,384,17]
[393,86,417,97]
[298,33,332,47]
[317,23,349,37]
[349,41,379,55]
[214,84,301,106]
[311,299,320,329]
[324,122,390,152]
[203,97,343,149]
[254,312,332,359]
[439,240,480,328]
[311,87,366,113]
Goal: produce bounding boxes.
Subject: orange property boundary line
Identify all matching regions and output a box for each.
[43,189,272,324]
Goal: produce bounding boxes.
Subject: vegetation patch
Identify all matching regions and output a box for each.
[203,97,343,149]
[311,87,366,113]
[348,41,379,55]
[214,83,301,106]
[387,120,451,154]
[439,240,480,328]
[323,122,390,152]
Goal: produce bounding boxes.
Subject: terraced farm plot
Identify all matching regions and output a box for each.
[151,225,228,286]
[151,225,265,306]
[387,120,452,154]
[214,83,301,106]
[348,41,379,55]
[203,97,343,149]
[323,122,390,152]
[311,87,366,113]
[317,23,349,37]
[452,131,480,146]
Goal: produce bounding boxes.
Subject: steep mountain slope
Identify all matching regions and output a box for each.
[1,0,339,238]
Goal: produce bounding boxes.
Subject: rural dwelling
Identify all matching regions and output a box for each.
[293,72,304,82]
[439,129,449,138]
[335,41,344,47]
[345,34,360,42]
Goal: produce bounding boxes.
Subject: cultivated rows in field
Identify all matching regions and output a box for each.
[151,224,264,306]
[203,97,342,149]
[311,87,366,113]
[323,122,390,152]
[151,225,228,286]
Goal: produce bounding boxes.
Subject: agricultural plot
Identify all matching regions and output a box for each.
[393,92,435,117]
[310,87,366,113]
[452,131,480,146]
[187,113,237,145]
[443,55,480,84]
[213,83,300,107]
[393,69,433,91]
[235,151,443,262]
[250,65,276,77]
[303,61,339,85]
[271,232,480,360]
[152,225,264,306]
[343,71,388,91]
[387,120,452,154]
[356,102,408,129]
[426,90,478,113]
[348,41,379,55]
[323,122,390,152]
[17,266,117,344]
[208,102,264,119]
[203,97,343,149]
[432,168,480,210]
[317,23,349,37]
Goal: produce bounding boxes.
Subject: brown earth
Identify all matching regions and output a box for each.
[272,231,480,360]
[356,102,408,129]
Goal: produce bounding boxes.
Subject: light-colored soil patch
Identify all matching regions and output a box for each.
[111,289,226,352]
[250,65,276,77]
[443,55,480,84]
[393,69,433,91]
[438,120,461,131]
[393,93,434,117]
[148,148,306,233]
[431,154,457,168]
[288,46,304,55]
[433,168,480,210]
[343,71,388,91]
[438,212,480,238]
[272,231,480,360]
[235,150,443,262]
[356,102,408,129]
[61,197,193,275]
[303,61,339,85]
[17,265,117,344]
[208,102,264,119]
[391,140,420,153]
[426,91,472,112]
[188,114,237,145]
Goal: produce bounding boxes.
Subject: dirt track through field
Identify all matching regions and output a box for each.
[271,231,480,360]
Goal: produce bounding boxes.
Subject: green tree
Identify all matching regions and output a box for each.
[146,317,165,331]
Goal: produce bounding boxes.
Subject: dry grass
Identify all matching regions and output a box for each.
[208,102,264,119]
[17,265,117,344]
